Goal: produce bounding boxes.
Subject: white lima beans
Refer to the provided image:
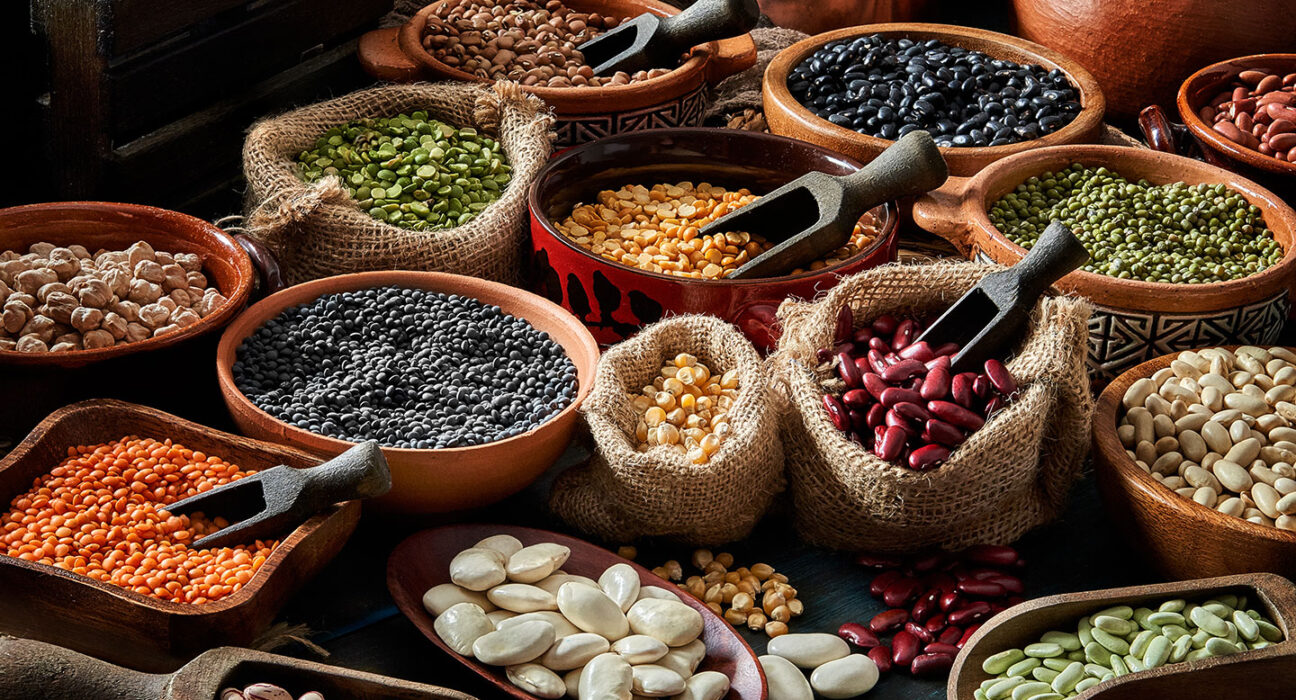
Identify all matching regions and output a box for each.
[426,535,729,700]
[1118,346,1296,531]
[759,633,880,700]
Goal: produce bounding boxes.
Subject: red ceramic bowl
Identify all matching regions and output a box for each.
[527,128,900,349]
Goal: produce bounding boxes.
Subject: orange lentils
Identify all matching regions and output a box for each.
[0,436,278,604]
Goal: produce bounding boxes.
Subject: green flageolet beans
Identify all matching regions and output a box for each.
[295,111,512,231]
[987,163,1283,284]
[975,594,1283,700]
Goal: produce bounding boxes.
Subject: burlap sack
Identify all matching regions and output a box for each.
[551,316,785,546]
[771,261,1093,552]
[240,81,554,286]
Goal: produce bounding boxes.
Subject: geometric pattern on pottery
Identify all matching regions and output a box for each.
[552,84,709,146]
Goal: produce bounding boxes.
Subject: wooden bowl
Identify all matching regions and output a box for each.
[948,573,1296,699]
[356,0,756,145]
[756,0,930,36]
[527,127,900,350]
[216,271,600,514]
[387,524,766,700]
[0,399,359,673]
[1092,346,1296,580]
[761,23,1105,177]
[911,145,1296,383]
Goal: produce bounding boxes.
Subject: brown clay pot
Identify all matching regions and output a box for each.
[911,145,1296,383]
[762,23,1105,177]
[216,270,600,514]
[756,0,930,37]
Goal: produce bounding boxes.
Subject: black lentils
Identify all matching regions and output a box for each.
[232,286,577,449]
[788,35,1083,147]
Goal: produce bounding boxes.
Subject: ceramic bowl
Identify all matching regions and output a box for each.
[911,145,1296,383]
[216,270,599,514]
[762,23,1106,177]
[356,0,756,145]
[527,127,900,350]
[757,0,930,36]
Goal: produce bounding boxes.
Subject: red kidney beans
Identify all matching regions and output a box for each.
[867,349,889,374]
[932,342,959,356]
[904,620,934,644]
[937,626,963,645]
[865,403,888,428]
[910,653,955,676]
[862,373,888,401]
[986,574,1024,594]
[923,644,960,657]
[925,572,956,593]
[868,336,891,353]
[958,624,982,648]
[885,410,918,438]
[898,340,934,362]
[852,328,874,346]
[928,401,986,431]
[984,358,1017,395]
[868,645,893,673]
[882,577,922,608]
[869,608,909,634]
[985,395,1005,416]
[972,374,993,399]
[880,386,922,406]
[958,579,1006,597]
[841,389,871,409]
[817,347,833,364]
[922,418,965,447]
[892,319,917,350]
[920,364,950,400]
[869,569,903,596]
[939,590,961,612]
[911,590,938,622]
[834,305,853,344]
[838,622,880,648]
[870,314,898,335]
[950,373,974,408]
[875,425,907,461]
[891,630,919,667]
[924,614,946,634]
[910,553,943,573]
[909,444,950,471]
[837,352,862,387]
[893,401,932,423]
[881,358,927,382]
[822,395,849,431]
[848,408,869,433]
[948,601,992,626]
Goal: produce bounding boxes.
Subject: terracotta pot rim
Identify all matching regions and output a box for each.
[0,201,254,367]
[1178,53,1296,178]
[527,126,901,287]
[215,270,599,458]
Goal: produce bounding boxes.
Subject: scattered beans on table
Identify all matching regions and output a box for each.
[296,112,512,231]
[0,437,276,604]
[1200,70,1296,164]
[788,35,1082,146]
[421,0,671,88]
[819,307,1018,470]
[630,354,739,464]
[233,286,577,449]
[760,644,880,700]
[221,684,323,700]
[1119,345,1296,531]
[650,549,802,637]
[978,593,1282,698]
[556,182,881,279]
[0,240,224,353]
[989,163,1283,283]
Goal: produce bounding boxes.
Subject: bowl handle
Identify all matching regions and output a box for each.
[358,27,422,83]
[234,234,286,297]
[703,33,758,84]
[0,636,169,699]
[911,176,975,256]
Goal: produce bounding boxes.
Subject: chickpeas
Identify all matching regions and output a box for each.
[631,353,739,463]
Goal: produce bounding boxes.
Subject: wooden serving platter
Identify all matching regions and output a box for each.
[387,524,767,699]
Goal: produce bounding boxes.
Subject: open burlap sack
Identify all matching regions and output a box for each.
[771,261,1093,552]
[240,81,553,286]
[551,316,785,546]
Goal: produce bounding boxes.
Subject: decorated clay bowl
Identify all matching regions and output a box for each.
[527,127,901,349]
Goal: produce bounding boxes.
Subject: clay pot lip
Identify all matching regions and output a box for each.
[0,201,254,367]
[215,270,599,459]
[762,22,1107,167]
[1178,53,1296,178]
[527,126,900,287]
[1092,346,1296,548]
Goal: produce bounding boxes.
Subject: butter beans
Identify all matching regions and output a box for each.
[627,599,704,647]
[473,620,556,665]
[434,602,495,656]
[758,655,814,700]
[766,633,851,669]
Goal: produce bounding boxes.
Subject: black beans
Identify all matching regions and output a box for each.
[232,286,578,449]
[788,35,1083,147]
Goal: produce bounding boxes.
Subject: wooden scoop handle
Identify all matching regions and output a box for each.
[997,219,1090,303]
[655,0,760,57]
[839,130,949,216]
[0,636,169,699]
[295,440,392,514]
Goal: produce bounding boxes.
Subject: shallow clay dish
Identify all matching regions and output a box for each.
[762,23,1105,177]
[216,270,599,514]
[911,145,1296,382]
[387,524,766,700]
[0,399,358,673]
[1092,346,1296,581]
[949,574,1296,700]
[528,127,900,349]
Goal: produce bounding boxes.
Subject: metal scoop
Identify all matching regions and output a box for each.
[579,0,760,77]
[166,441,391,549]
[706,130,950,279]
[914,220,1090,374]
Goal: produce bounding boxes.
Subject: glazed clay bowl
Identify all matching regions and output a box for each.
[216,270,599,514]
[527,127,900,349]
[911,145,1296,383]
[762,23,1105,177]
[356,0,756,145]
[1092,347,1296,581]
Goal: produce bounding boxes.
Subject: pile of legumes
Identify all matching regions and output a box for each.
[555,182,880,279]
[0,240,224,353]
[221,684,322,700]
[759,637,879,699]
[788,35,1082,146]
[819,308,1018,471]
[296,112,511,231]
[978,593,1282,699]
[425,534,728,700]
[988,164,1283,283]
[421,0,671,88]
[649,549,803,638]
[232,286,576,449]
[630,353,739,465]
[1201,69,1296,164]
[1119,345,1296,531]
[0,437,275,604]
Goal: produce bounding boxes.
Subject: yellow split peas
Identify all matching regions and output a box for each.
[631,353,739,464]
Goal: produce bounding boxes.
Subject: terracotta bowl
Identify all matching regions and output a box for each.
[1092,347,1296,581]
[527,127,900,350]
[0,399,358,673]
[911,145,1296,383]
[762,23,1105,177]
[216,270,599,514]
[757,0,931,37]
[356,0,756,146]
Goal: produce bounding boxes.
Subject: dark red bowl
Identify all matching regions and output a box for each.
[527,128,900,350]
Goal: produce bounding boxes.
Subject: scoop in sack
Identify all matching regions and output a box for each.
[579,0,760,77]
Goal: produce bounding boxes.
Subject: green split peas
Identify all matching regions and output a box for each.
[987,163,1283,284]
[296,111,512,231]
